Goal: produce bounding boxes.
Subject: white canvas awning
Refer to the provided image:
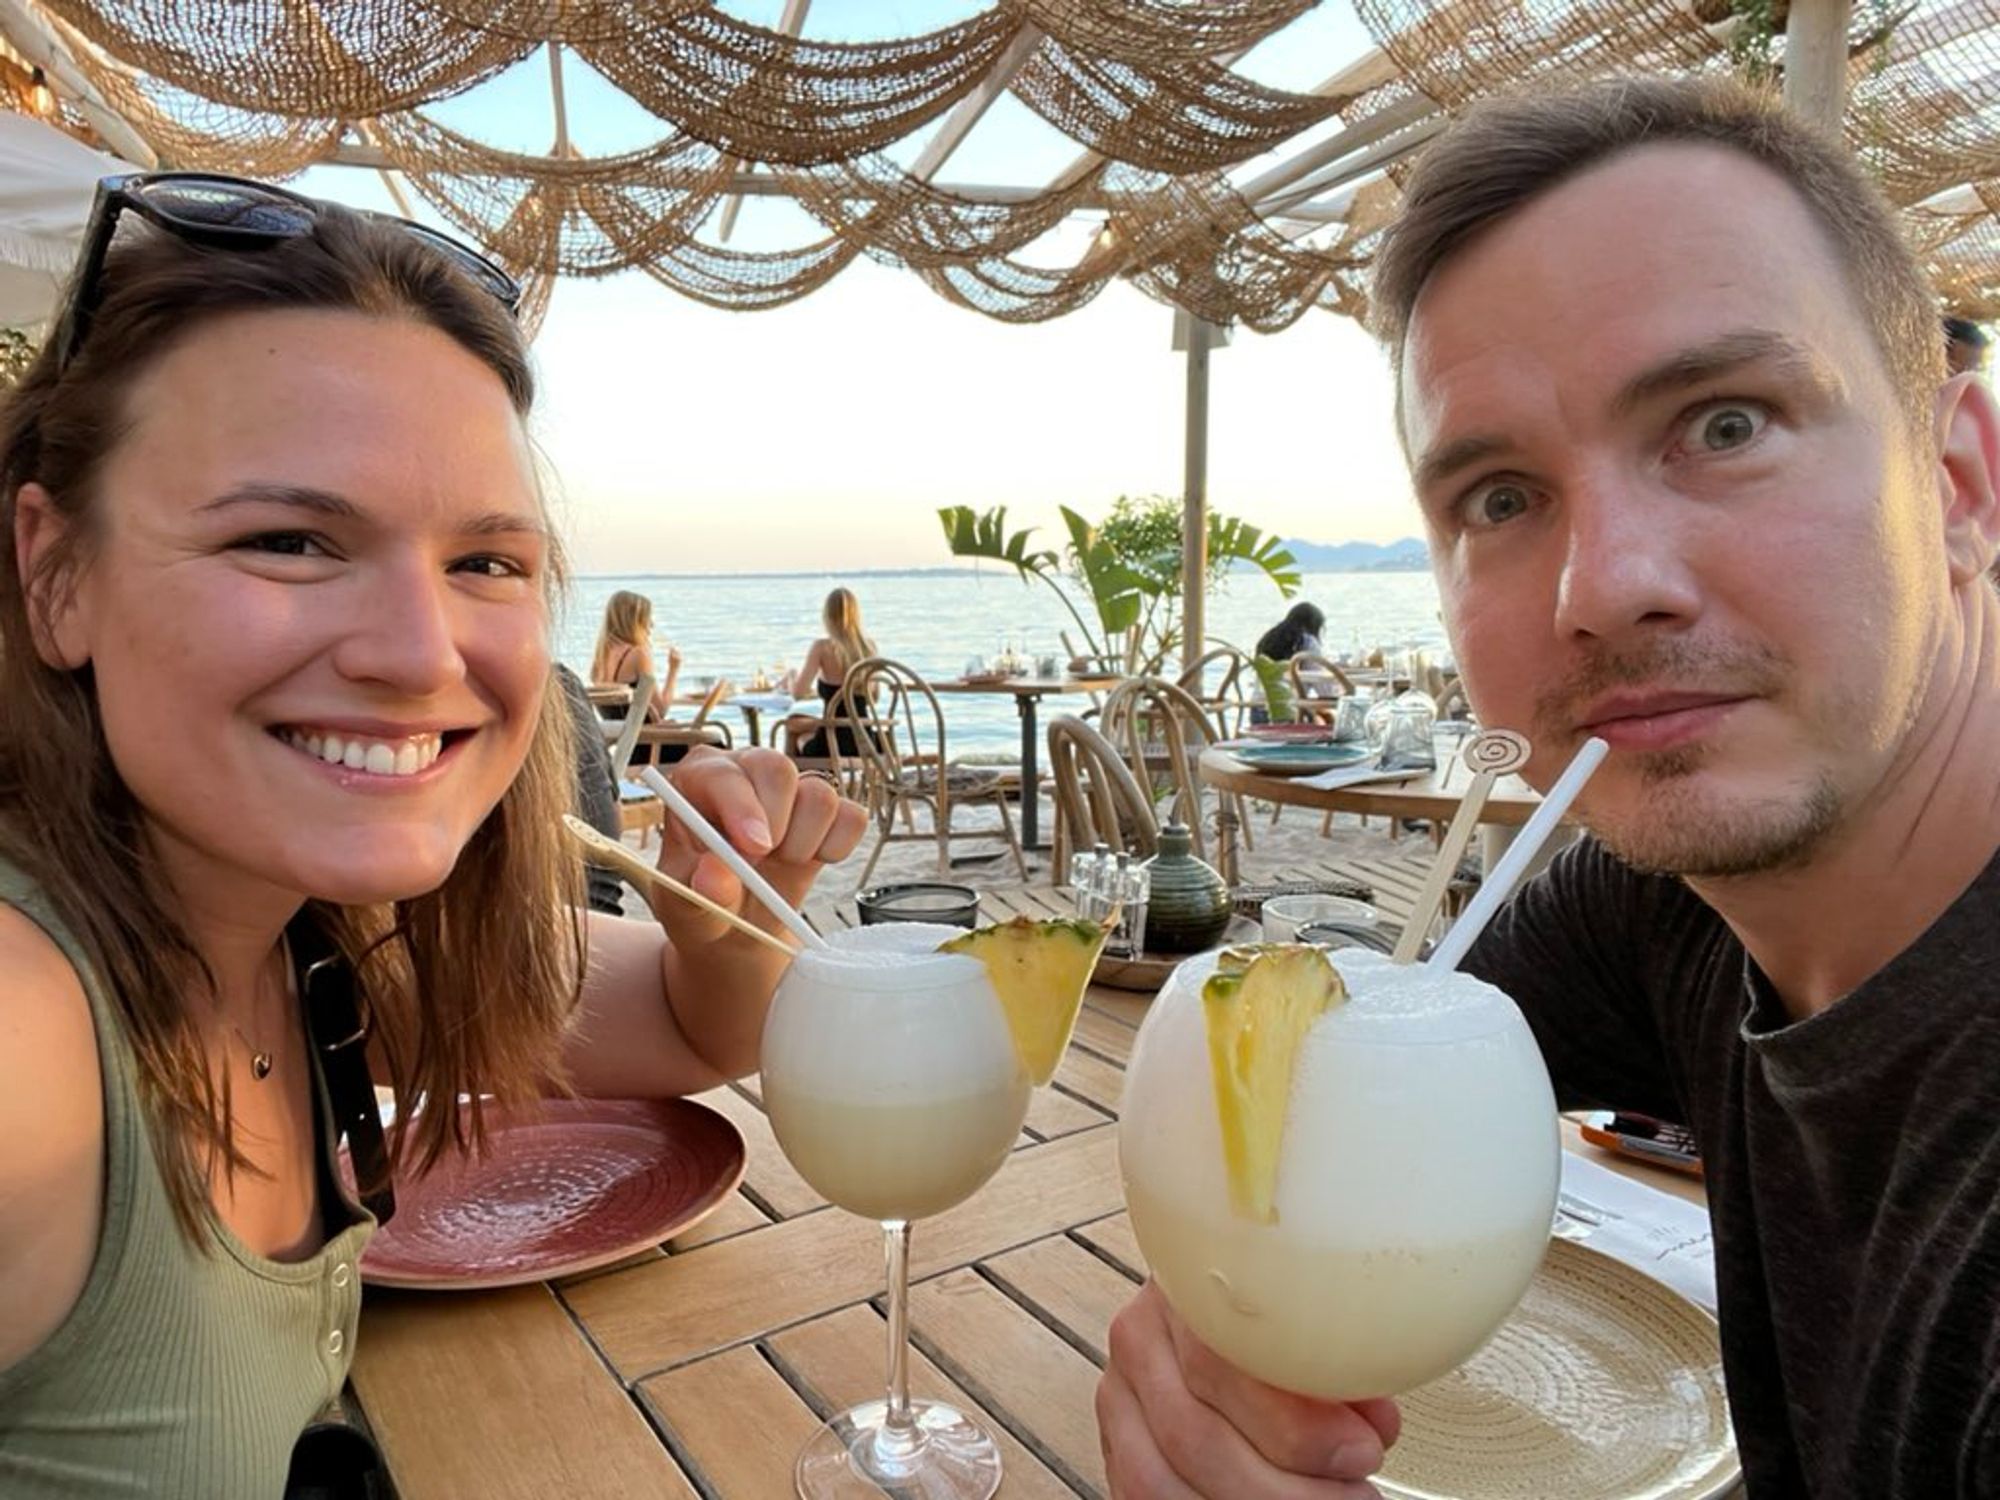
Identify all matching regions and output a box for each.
[0,110,130,331]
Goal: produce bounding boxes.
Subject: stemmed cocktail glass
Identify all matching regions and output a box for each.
[761,922,1029,1500]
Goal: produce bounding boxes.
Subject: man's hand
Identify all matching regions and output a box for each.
[651,747,865,944]
[1098,1281,1400,1499]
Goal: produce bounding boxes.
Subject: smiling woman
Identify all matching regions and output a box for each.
[0,176,865,1497]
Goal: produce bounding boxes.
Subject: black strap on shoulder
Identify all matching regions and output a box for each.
[288,914,395,1226]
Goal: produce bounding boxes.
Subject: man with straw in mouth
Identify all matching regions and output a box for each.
[1097,76,2000,1499]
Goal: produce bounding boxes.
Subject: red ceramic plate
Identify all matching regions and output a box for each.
[349,1097,746,1291]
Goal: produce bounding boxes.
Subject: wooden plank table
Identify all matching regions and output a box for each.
[351,886,1713,1498]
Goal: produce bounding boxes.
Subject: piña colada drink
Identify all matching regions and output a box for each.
[762,915,1109,1500]
[1120,944,1557,1400]
[763,923,1028,1220]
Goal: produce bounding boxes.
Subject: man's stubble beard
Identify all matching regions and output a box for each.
[1586,741,1846,878]
[1530,638,1847,878]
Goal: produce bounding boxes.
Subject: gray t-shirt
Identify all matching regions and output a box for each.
[1468,837,2000,1497]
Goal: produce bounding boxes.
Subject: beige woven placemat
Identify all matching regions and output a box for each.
[1377,1239,1738,1500]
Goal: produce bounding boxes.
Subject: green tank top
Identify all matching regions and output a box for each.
[0,856,377,1497]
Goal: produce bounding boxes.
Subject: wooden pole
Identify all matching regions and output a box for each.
[547,41,570,157]
[715,0,810,243]
[1783,0,1855,128]
[353,122,416,218]
[0,0,156,166]
[1181,315,1213,677]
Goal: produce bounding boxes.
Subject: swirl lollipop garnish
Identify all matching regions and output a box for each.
[1461,728,1531,776]
[1392,727,1533,964]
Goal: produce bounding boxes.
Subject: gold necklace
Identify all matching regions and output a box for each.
[230,1024,275,1081]
[226,940,294,1083]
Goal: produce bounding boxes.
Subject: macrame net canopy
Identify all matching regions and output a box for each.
[5,0,2000,337]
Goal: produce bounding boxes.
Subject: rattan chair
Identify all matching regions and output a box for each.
[599,672,654,780]
[779,687,877,809]
[1047,713,1158,878]
[597,673,663,843]
[1175,645,1253,740]
[1288,651,1356,723]
[636,679,734,760]
[840,657,1027,886]
[1098,675,1248,865]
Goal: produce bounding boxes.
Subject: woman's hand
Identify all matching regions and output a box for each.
[653,747,863,936]
[645,747,866,1077]
[1097,1281,1400,1499]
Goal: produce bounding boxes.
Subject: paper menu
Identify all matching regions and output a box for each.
[1559,1149,1718,1313]
[1293,764,1428,792]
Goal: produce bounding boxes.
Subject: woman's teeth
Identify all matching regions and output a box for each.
[281,729,445,777]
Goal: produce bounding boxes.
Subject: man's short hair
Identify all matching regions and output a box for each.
[1371,76,1943,432]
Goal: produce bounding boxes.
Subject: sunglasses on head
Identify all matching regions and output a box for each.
[52,171,523,372]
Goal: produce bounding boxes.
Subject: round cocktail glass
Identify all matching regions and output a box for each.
[761,922,1031,1500]
[1119,946,1558,1400]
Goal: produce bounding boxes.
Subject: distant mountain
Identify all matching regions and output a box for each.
[1278,537,1430,572]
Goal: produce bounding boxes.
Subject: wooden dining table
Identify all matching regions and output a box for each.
[666,688,800,747]
[1198,743,1551,884]
[347,885,1713,1499]
[929,675,1122,852]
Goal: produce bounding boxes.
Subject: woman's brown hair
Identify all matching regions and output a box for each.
[0,204,586,1242]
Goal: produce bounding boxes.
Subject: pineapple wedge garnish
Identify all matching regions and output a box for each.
[1202,945,1347,1224]
[940,915,1110,1085]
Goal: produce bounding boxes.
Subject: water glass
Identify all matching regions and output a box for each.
[1331,696,1373,743]
[857,883,982,929]
[1367,692,1438,772]
[1296,918,1399,955]
[1262,894,1380,943]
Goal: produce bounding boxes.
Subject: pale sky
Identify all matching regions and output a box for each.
[292,3,1420,575]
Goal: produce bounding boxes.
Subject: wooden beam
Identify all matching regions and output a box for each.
[715,0,810,243]
[908,24,1043,183]
[353,121,417,218]
[1784,0,1855,126]
[547,41,570,157]
[324,143,1114,206]
[0,0,155,166]
[1257,111,1447,216]
[1236,92,1435,207]
[1270,185,1365,242]
[1048,48,1401,197]
[1915,185,1984,215]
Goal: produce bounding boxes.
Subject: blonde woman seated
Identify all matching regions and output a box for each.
[785,586,877,760]
[590,588,680,723]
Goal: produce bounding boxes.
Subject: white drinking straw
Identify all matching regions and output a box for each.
[1424,736,1609,973]
[638,766,830,951]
